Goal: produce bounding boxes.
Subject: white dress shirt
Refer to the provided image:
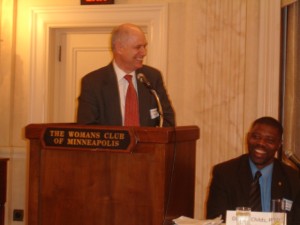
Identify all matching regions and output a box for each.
[112,61,138,125]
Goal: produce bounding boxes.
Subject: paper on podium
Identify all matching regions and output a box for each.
[173,216,223,225]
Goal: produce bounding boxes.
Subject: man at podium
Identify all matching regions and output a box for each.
[77,23,175,127]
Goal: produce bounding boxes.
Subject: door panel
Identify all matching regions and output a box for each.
[52,28,113,122]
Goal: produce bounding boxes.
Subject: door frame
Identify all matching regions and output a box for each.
[29,4,168,123]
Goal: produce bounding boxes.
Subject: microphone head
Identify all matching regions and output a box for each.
[137,73,145,83]
[285,150,293,158]
[137,73,151,88]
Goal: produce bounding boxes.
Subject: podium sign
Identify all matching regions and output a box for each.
[42,127,134,152]
[25,124,199,225]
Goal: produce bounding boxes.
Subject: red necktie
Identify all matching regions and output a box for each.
[124,75,140,126]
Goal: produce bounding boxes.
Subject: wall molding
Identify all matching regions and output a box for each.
[0,146,26,159]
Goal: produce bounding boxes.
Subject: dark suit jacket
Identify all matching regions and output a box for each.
[77,62,175,127]
[206,154,300,225]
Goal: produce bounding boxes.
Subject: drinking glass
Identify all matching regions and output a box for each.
[236,207,251,225]
[272,199,285,212]
[271,199,286,225]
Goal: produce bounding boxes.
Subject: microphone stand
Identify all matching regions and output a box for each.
[149,89,164,127]
[137,73,164,127]
[284,150,300,178]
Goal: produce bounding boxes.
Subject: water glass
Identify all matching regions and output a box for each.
[272,199,285,212]
[236,207,251,225]
[271,199,286,225]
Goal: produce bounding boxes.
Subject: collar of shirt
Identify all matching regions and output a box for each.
[249,158,273,177]
[249,157,273,212]
[113,61,138,89]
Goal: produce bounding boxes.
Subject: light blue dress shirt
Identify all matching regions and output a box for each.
[249,159,273,212]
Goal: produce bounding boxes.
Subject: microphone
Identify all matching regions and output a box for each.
[137,73,152,89]
[137,73,164,127]
[285,150,300,169]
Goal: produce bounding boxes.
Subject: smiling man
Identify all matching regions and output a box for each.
[77,23,175,127]
[206,117,300,225]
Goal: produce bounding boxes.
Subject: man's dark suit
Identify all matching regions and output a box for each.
[206,154,300,225]
[77,62,175,127]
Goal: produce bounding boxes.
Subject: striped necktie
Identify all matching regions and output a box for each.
[249,170,262,211]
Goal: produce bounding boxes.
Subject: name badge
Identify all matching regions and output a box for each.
[150,108,159,119]
[283,198,292,211]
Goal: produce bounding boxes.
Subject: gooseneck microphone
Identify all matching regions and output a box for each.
[137,73,164,127]
[137,73,152,89]
[285,150,300,169]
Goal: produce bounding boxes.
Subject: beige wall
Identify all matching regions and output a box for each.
[0,0,281,224]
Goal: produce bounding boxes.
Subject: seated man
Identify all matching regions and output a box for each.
[206,116,300,225]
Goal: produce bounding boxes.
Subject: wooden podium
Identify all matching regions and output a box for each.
[25,124,199,225]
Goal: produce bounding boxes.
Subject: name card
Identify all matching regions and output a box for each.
[226,210,286,225]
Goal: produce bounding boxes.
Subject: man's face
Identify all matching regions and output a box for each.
[115,29,147,73]
[247,123,282,169]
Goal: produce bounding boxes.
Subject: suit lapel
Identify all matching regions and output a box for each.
[135,70,152,126]
[103,63,122,125]
[271,160,287,199]
[238,156,253,198]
